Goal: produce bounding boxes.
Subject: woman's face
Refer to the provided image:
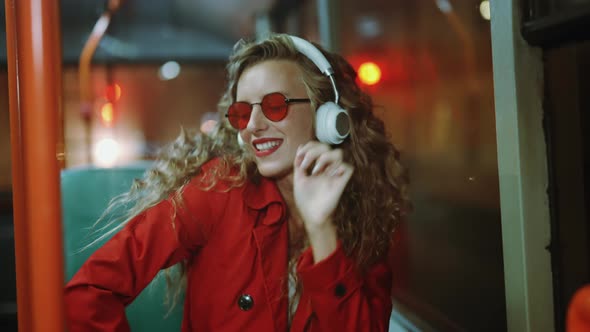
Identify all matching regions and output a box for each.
[236,60,315,179]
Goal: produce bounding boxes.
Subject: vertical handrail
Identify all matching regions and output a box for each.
[317,0,339,52]
[5,0,64,331]
[79,0,122,164]
[490,0,554,331]
[4,0,31,329]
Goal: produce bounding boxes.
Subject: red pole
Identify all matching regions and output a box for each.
[6,0,65,331]
[4,0,31,330]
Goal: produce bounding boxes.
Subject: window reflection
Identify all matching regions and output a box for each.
[325,0,504,330]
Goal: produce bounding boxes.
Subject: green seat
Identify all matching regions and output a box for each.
[61,163,183,331]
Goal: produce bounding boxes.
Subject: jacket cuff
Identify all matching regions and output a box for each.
[297,242,362,297]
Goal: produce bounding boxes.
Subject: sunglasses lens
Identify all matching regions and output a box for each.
[227,102,251,130]
[228,93,291,129]
[261,93,288,121]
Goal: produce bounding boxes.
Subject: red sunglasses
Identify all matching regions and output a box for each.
[226,92,311,130]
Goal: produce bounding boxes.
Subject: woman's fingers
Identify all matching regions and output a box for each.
[296,142,345,176]
[296,142,330,171]
[311,150,343,175]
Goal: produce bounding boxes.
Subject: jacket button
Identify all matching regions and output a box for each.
[238,294,254,311]
[334,283,346,298]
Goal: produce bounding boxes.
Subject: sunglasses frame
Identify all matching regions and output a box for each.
[225,92,311,130]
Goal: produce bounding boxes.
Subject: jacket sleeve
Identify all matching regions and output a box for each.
[293,242,392,332]
[64,182,220,332]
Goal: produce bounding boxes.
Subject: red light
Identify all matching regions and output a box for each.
[100,102,114,127]
[358,62,382,86]
[105,83,122,102]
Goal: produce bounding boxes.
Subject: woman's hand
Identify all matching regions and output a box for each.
[294,141,354,261]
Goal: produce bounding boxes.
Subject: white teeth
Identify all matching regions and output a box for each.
[255,141,281,151]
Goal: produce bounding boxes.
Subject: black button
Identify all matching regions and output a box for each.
[238,294,254,311]
[334,283,346,298]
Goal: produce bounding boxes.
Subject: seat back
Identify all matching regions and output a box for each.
[61,163,183,331]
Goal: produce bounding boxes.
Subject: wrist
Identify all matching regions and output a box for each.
[306,222,338,263]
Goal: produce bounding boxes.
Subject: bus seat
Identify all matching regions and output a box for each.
[61,163,183,331]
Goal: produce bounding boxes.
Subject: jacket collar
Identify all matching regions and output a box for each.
[243,176,286,225]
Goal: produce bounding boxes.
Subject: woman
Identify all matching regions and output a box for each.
[65,33,409,331]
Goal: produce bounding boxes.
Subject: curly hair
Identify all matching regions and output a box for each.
[88,33,410,313]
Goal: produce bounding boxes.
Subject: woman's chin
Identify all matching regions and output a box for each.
[256,163,293,179]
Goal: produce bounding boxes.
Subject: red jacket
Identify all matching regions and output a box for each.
[64,162,393,331]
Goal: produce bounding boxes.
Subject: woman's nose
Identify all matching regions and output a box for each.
[246,104,268,132]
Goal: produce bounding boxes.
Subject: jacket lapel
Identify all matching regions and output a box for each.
[246,178,289,331]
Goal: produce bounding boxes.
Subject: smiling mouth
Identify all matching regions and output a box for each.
[254,140,282,151]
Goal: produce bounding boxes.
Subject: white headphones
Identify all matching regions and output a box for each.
[288,35,350,145]
[237,35,350,146]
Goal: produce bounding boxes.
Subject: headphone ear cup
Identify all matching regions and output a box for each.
[315,102,350,145]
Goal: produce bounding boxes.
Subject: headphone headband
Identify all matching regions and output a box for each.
[288,35,340,104]
[288,35,334,76]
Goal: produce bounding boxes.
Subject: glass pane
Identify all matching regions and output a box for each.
[62,64,227,167]
[329,1,504,330]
